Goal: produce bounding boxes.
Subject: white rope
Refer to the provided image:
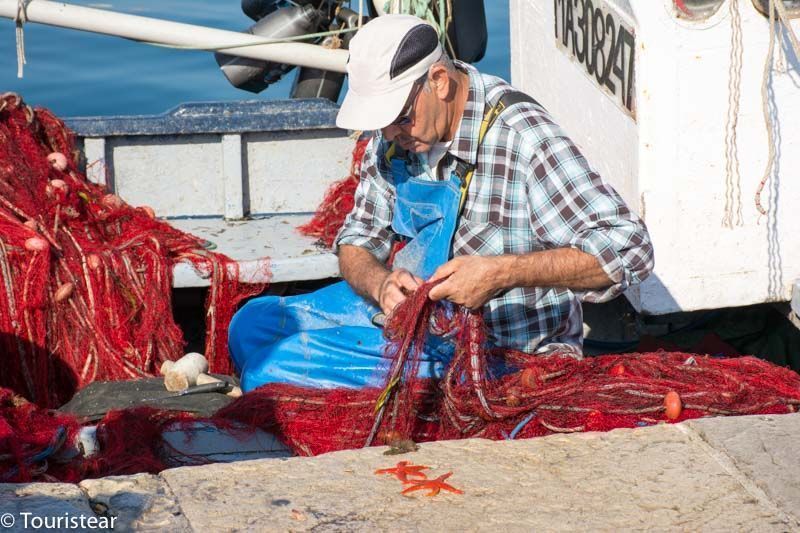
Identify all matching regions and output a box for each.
[773,0,800,57]
[15,0,27,79]
[723,0,743,228]
[755,0,800,216]
[756,0,778,216]
[148,26,358,52]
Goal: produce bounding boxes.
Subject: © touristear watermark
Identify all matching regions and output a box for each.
[0,512,117,530]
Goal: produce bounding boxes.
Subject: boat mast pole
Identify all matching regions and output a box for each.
[0,0,348,72]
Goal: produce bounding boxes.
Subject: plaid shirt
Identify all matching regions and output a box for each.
[335,62,654,355]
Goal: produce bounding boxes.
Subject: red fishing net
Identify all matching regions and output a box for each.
[217,281,800,456]
[0,388,81,483]
[1,281,799,482]
[2,99,800,484]
[0,93,266,407]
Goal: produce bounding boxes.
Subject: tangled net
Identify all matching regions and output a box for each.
[0,94,266,407]
[2,99,800,483]
[2,286,800,483]
[219,281,800,456]
[298,135,370,247]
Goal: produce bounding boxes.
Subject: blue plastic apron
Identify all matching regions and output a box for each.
[228,155,464,392]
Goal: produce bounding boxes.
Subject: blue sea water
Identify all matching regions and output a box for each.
[0,2,509,117]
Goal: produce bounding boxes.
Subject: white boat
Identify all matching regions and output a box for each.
[511,0,800,317]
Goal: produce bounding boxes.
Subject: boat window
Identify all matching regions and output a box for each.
[751,0,800,18]
[673,0,725,20]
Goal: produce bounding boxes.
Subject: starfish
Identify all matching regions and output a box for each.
[374,461,429,483]
[401,472,464,497]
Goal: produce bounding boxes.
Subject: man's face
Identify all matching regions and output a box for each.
[381,72,446,153]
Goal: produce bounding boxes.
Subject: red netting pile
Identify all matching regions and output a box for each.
[217,281,800,456]
[0,388,81,482]
[0,93,266,407]
[298,135,370,247]
[1,282,799,481]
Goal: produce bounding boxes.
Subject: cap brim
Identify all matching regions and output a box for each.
[336,81,415,131]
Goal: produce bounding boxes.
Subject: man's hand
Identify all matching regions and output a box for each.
[375,268,424,315]
[427,256,504,309]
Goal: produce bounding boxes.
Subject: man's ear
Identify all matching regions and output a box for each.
[428,64,452,100]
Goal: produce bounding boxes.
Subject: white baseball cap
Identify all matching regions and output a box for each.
[336,15,443,131]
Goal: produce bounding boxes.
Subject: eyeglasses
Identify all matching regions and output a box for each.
[388,77,426,127]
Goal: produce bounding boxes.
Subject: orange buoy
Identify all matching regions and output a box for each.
[140,206,156,219]
[664,390,682,420]
[24,236,48,252]
[23,220,37,231]
[520,367,542,390]
[55,282,74,302]
[609,363,626,376]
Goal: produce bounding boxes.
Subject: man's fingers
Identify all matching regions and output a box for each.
[428,260,459,283]
[396,270,421,292]
[382,288,406,315]
[428,278,453,301]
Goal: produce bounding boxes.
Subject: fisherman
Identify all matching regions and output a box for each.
[228,14,654,392]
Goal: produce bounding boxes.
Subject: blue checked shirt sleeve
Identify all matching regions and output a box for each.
[526,134,654,303]
[333,136,396,263]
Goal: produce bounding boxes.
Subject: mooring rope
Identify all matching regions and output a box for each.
[755,0,800,216]
[723,0,744,228]
[14,0,27,79]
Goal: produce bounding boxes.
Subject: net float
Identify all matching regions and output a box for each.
[609,363,626,376]
[520,367,542,390]
[140,205,156,219]
[24,236,49,252]
[55,282,75,302]
[86,254,102,269]
[46,179,69,199]
[47,152,69,171]
[100,193,123,210]
[505,387,523,407]
[23,220,38,231]
[664,390,682,420]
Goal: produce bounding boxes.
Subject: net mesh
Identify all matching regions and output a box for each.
[1,99,799,483]
[0,93,266,407]
[216,281,800,456]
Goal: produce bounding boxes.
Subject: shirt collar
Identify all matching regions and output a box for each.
[447,61,486,168]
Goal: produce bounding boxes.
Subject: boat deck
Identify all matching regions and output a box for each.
[169,215,338,287]
[66,99,352,289]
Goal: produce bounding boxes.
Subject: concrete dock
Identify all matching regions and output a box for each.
[1,413,799,531]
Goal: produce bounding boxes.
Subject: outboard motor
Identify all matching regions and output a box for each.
[290,7,363,101]
[240,0,281,21]
[215,3,322,94]
[218,0,487,101]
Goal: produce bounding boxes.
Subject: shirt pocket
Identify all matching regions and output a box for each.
[453,220,504,257]
[392,197,443,238]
